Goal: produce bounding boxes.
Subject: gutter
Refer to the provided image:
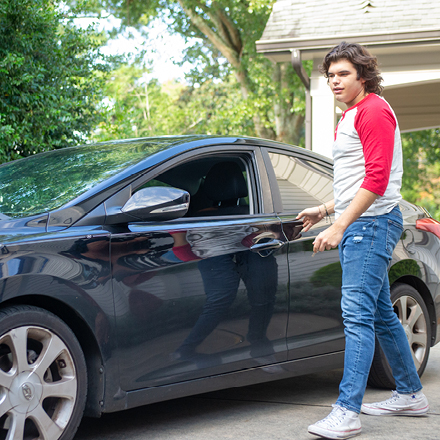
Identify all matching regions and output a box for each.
[256,29,440,53]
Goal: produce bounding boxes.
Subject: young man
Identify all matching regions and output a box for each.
[297,42,429,439]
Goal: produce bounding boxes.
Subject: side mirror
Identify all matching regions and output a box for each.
[107,187,190,224]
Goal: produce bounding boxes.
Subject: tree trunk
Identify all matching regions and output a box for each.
[273,62,304,145]
[178,0,276,140]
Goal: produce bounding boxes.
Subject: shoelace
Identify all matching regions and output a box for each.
[377,390,401,406]
[319,406,347,428]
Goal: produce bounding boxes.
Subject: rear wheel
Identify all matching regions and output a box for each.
[0,305,87,440]
[368,283,431,389]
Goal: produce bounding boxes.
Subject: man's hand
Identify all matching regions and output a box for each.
[296,206,324,232]
[313,223,345,254]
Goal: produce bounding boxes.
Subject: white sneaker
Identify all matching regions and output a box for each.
[361,390,429,416]
[308,405,361,439]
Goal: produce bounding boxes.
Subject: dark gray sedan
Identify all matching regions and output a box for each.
[0,135,439,440]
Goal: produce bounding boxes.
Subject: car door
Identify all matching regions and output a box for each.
[262,148,345,360]
[109,145,290,391]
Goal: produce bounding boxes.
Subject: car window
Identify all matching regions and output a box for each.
[135,155,254,217]
[268,152,333,213]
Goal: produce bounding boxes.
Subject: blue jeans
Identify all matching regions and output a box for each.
[336,206,422,413]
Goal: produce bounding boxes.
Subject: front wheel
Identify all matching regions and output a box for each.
[368,283,431,389]
[0,305,87,440]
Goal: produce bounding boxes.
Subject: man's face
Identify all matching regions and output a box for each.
[327,59,366,108]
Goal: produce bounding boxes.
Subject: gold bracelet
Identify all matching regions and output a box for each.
[323,203,329,217]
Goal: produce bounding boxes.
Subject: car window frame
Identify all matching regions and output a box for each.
[101,145,274,223]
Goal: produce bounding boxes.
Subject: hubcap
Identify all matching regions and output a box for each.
[9,372,43,413]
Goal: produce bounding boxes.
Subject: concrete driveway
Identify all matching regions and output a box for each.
[75,345,440,440]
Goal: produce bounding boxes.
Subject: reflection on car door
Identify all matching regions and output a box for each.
[264,150,345,360]
[110,152,289,391]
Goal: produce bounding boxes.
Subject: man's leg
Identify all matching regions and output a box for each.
[361,212,428,416]
[335,217,388,413]
[374,275,422,394]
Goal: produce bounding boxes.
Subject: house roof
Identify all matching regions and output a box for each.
[257,1,440,139]
[256,0,440,55]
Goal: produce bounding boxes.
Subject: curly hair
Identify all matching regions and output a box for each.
[319,42,384,95]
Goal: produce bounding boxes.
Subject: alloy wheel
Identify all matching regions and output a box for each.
[0,325,78,439]
[393,295,428,370]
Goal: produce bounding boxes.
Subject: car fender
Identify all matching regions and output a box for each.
[0,273,119,416]
[389,259,439,346]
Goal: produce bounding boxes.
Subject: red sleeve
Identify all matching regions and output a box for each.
[354,99,396,196]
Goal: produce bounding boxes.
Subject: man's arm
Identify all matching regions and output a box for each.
[296,199,335,232]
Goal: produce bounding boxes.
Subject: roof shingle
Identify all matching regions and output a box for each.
[260,0,440,42]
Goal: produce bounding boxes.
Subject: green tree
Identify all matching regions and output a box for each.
[92,63,263,141]
[72,0,308,145]
[401,129,440,219]
[0,0,117,163]
[92,64,188,141]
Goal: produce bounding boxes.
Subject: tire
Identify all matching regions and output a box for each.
[0,305,87,440]
[368,283,431,389]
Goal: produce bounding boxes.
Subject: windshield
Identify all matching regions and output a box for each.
[0,139,175,218]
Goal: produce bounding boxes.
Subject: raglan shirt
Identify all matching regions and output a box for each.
[332,93,403,219]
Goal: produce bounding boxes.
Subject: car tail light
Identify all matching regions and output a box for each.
[416,218,440,239]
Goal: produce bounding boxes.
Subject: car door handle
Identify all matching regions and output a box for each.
[250,239,285,252]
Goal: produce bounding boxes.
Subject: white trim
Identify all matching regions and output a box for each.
[383,73,440,89]
[256,30,440,49]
